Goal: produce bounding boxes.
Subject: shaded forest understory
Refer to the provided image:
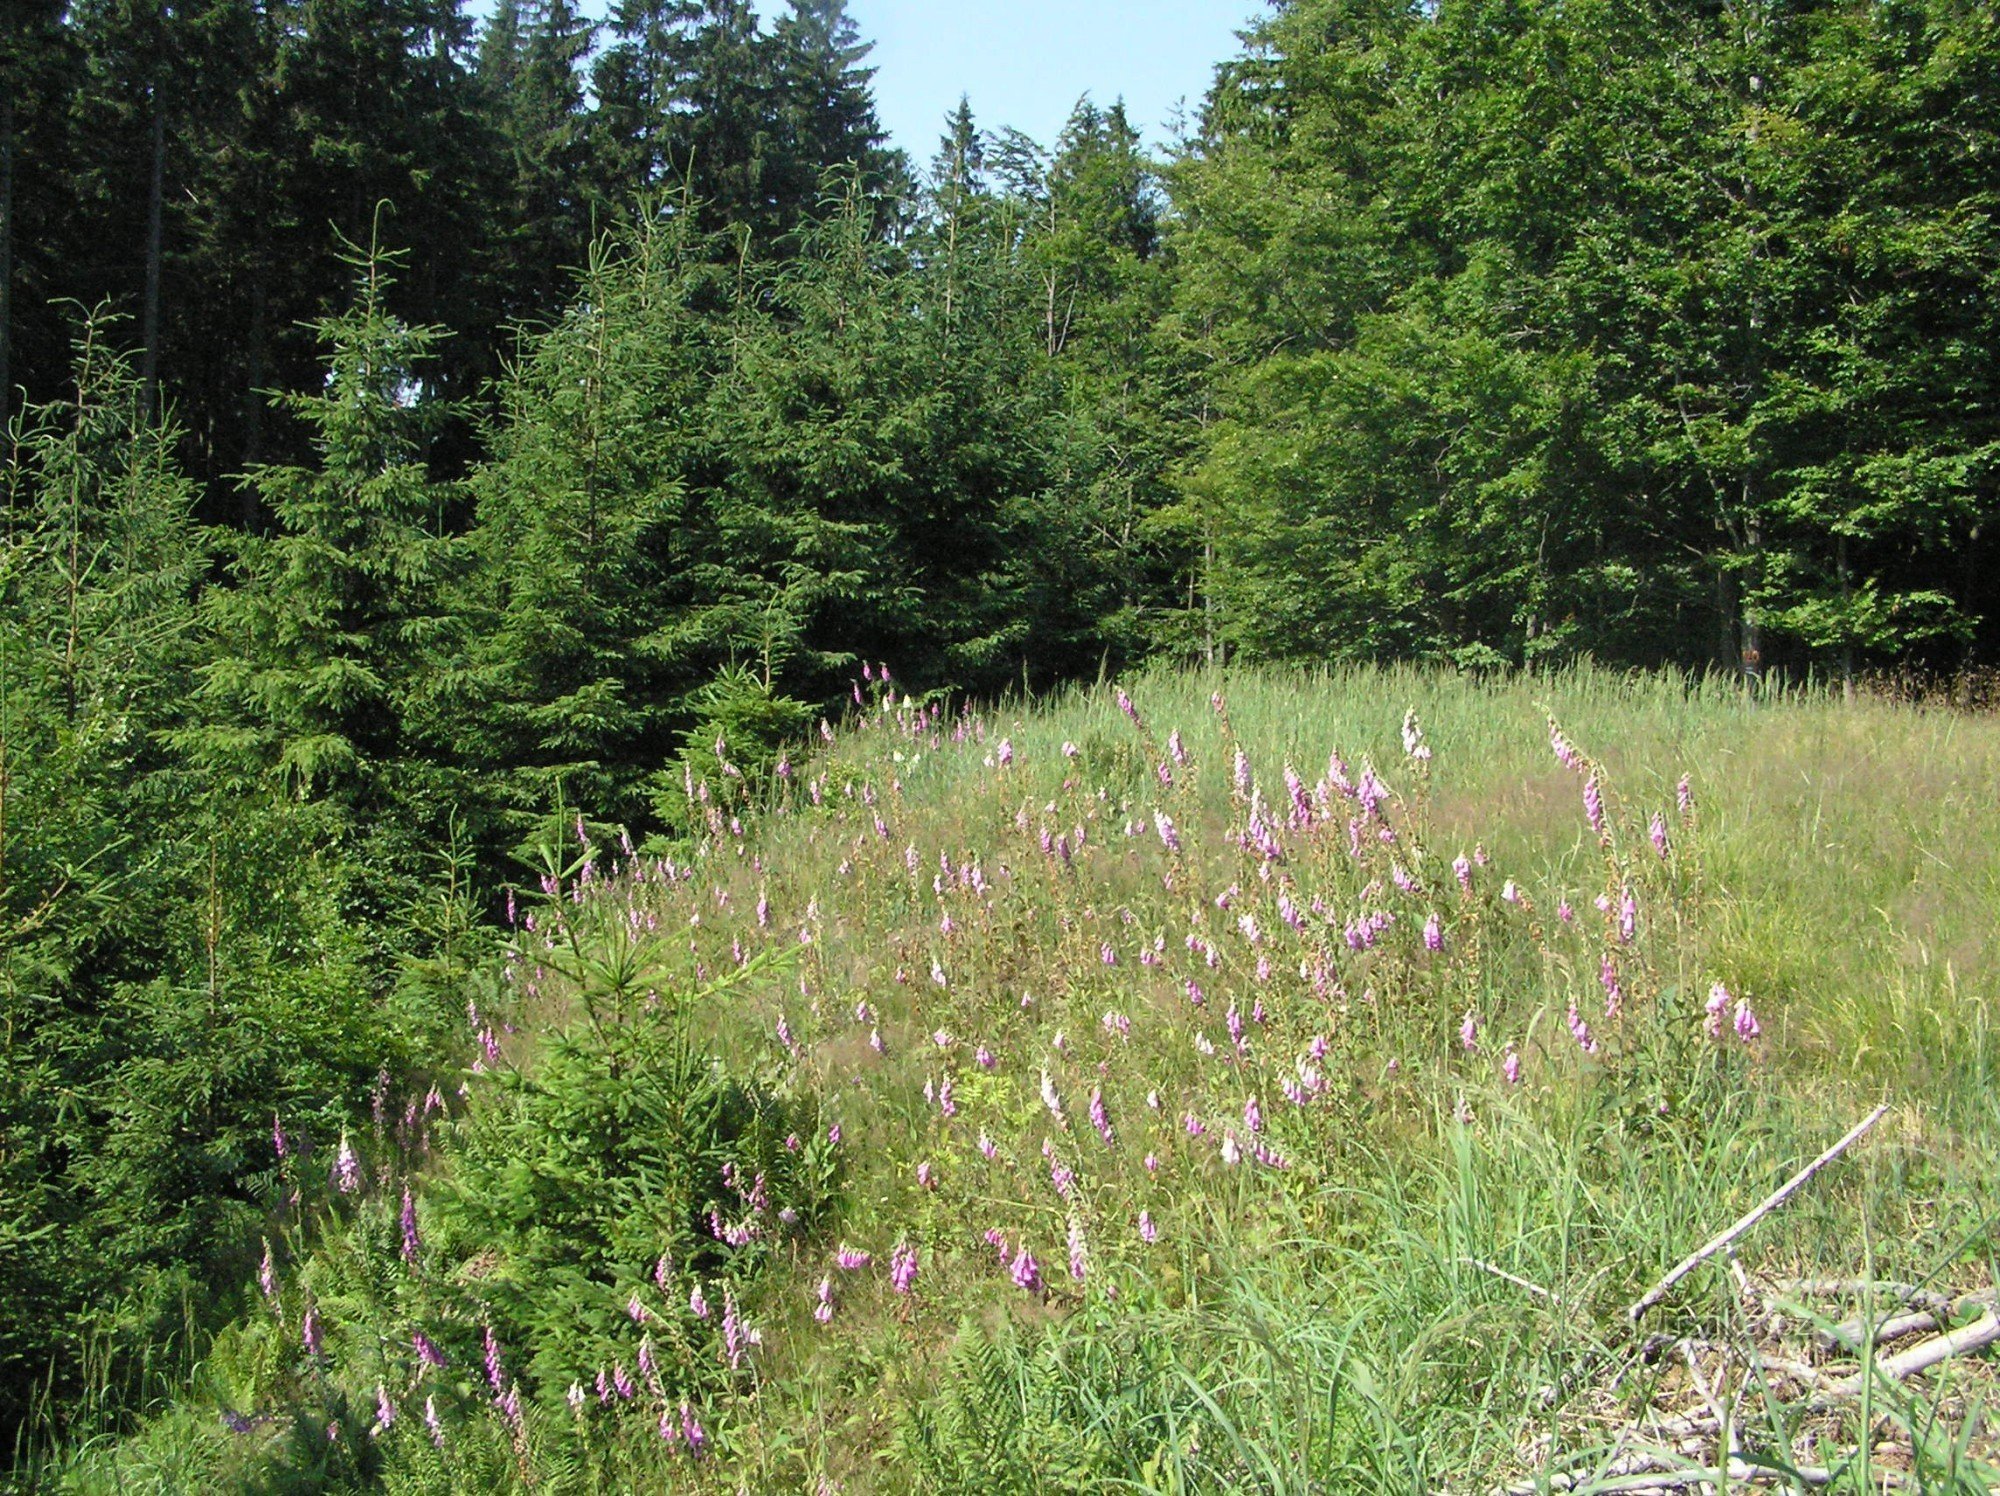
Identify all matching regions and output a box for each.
[5,0,2000,1482]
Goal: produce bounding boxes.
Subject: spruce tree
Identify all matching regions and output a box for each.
[182,237,471,890]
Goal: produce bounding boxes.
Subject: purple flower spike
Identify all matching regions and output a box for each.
[890,1243,919,1295]
[333,1133,360,1195]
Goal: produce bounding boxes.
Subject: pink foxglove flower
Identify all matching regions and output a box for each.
[1089,1088,1114,1145]
[483,1325,508,1395]
[722,1288,745,1369]
[1502,1044,1521,1085]
[1040,1069,1064,1120]
[333,1133,360,1194]
[1460,1011,1480,1051]
[813,1277,835,1324]
[1733,997,1761,1041]
[1549,722,1582,772]
[1423,912,1443,951]
[1705,981,1730,1039]
[1139,1210,1158,1244]
[1600,956,1624,1017]
[1010,1247,1042,1293]
[890,1243,919,1295]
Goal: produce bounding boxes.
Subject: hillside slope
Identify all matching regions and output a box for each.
[54,667,2000,1493]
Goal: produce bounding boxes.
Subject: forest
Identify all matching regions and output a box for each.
[4,0,2000,1487]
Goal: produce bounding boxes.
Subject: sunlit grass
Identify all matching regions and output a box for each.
[46,664,2000,1493]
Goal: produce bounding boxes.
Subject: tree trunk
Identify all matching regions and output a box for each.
[0,83,14,433]
[140,92,166,427]
[1740,502,1764,690]
[241,263,267,525]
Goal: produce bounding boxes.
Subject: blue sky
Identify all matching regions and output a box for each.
[470,2,1267,157]
[811,0,1266,158]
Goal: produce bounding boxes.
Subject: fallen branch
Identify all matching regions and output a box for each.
[1823,1307,1939,1351]
[1629,1105,1890,1324]
[1500,1455,1856,1494]
[1777,1278,1955,1316]
[1823,1308,2000,1400]
[1819,1287,1996,1353]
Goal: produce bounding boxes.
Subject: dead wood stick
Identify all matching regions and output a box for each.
[1460,1256,1561,1302]
[1823,1308,1939,1351]
[1628,1105,1890,1324]
[1777,1278,1954,1315]
[1820,1287,1997,1352]
[1823,1308,2000,1399]
[1501,1456,1848,1494]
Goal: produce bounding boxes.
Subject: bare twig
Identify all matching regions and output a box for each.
[1462,1256,1561,1303]
[1823,1309,2000,1400]
[1819,1287,1997,1352]
[1629,1106,1890,1324]
[1823,1308,1940,1351]
[1499,1455,1861,1493]
[1777,1278,1954,1316]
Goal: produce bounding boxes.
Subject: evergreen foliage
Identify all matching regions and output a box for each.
[7,0,2000,1472]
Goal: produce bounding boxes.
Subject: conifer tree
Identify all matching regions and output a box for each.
[481,0,598,326]
[182,236,471,882]
[461,219,716,836]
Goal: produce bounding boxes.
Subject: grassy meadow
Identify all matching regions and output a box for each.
[39,666,2000,1493]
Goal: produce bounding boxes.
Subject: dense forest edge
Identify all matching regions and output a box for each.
[4,0,2000,1487]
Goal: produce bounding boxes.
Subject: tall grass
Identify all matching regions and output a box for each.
[41,664,2000,1493]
